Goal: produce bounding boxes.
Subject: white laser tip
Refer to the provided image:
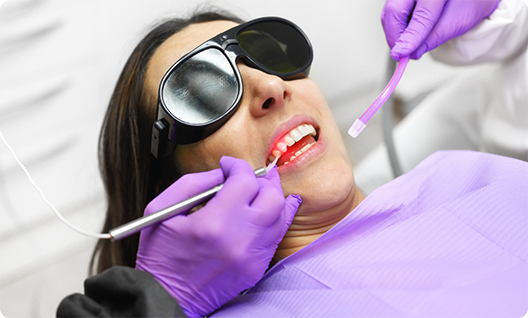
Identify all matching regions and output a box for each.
[266,154,280,173]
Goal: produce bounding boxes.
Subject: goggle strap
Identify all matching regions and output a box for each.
[151,119,173,159]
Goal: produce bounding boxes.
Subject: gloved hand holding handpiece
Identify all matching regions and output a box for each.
[135,156,301,318]
[381,0,500,60]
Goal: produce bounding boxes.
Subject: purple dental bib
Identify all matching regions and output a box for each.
[212,150,528,318]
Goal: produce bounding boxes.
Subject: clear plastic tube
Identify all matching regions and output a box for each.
[348,56,410,138]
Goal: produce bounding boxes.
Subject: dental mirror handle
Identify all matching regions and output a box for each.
[108,166,268,241]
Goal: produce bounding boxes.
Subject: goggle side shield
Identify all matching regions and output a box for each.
[152,17,313,158]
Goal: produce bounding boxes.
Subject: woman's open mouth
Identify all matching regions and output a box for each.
[267,123,319,167]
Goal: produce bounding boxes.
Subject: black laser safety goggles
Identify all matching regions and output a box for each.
[151,17,313,158]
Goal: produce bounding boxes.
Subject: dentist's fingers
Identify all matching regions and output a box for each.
[268,194,302,247]
[381,0,417,49]
[215,156,260,207]
[144,168,225,216]
[390,0,447,60]
[250,171,287,226]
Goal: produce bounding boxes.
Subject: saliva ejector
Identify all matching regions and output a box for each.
[348,56,410,138]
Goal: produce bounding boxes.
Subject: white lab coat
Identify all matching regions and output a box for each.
[354,0,528,194]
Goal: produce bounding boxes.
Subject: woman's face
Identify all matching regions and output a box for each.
[145,20,357,215]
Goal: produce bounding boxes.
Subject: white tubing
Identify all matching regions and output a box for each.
[266,155,280,172]
[0,129,111,240]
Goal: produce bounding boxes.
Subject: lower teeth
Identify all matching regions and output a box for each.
[279,141,316,166]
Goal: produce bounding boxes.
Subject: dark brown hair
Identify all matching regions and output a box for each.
[90,9,244,275]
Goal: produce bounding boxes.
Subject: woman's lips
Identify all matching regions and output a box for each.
[267,123,319,167]
[277,131,325,171]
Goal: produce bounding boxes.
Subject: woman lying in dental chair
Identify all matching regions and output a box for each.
[58,2,528,317]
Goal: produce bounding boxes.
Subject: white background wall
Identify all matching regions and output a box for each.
[0,0,462,316]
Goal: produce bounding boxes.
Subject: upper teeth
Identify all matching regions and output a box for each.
[269,124,317,163]
[291,124,314,142]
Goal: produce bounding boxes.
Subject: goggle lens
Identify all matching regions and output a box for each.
[237,20,311,74]
[162,49,239,124]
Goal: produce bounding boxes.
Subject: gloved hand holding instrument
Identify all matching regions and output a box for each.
[349,0,501,138]
[381,0,500,60]
[135,156,302,318]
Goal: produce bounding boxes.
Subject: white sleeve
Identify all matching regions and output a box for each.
[430,0,528,65]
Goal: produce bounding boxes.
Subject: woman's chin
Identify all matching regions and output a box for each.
[283,158,356,215]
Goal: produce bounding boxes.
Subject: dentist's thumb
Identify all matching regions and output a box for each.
[278,194,302,239]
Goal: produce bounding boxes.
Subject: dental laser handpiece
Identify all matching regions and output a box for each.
[109,158,279,241]
[2,127,282,241]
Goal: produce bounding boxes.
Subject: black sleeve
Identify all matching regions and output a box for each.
[56,266,188,317]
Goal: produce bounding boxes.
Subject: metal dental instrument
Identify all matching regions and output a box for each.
[109,157,279,241]
[3,121,282,241]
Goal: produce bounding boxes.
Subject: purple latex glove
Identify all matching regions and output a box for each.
[135,156,301,318]
[381,0,500,60]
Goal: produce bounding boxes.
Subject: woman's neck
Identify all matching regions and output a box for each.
[273,186,365,262]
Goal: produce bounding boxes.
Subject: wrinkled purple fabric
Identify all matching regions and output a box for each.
[211,150,528,317]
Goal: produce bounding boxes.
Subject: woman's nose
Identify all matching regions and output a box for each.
[238,63,292,118]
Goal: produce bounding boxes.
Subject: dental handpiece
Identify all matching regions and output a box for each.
[108,160,278,241]
[2,126,281,241]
